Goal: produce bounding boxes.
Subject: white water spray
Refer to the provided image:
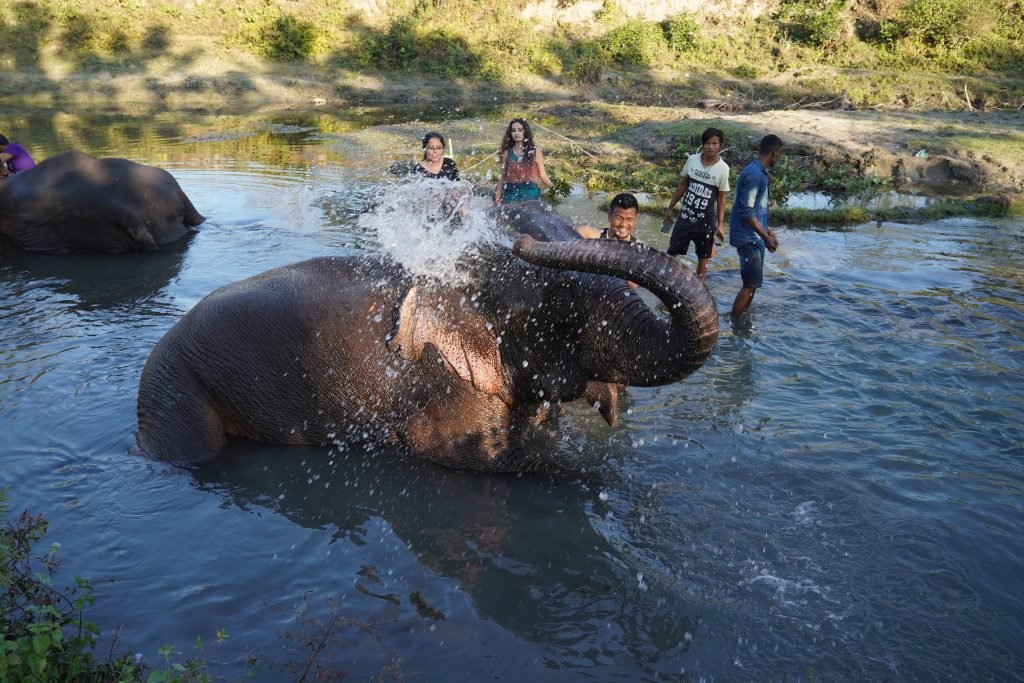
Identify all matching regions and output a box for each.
[359,177,507,285]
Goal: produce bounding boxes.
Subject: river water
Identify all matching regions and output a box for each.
[1,108,1021,682]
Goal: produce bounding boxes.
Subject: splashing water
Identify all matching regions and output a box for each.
[359,176,505,285]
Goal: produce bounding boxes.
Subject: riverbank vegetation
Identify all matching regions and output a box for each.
[1,0,1022,110]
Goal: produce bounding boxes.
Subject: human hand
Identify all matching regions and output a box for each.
[663,207,674,220]
[715,225,725,242]
[766,230,779,253]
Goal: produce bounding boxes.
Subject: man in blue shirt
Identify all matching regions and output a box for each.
[729,134,784,317]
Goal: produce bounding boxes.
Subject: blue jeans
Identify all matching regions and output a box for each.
[737,242,765,288]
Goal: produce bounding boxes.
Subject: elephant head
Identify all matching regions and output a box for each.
[0,150,204,253]
[391,201,718,426]
[136,201,717,472]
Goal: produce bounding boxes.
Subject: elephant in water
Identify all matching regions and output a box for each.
[0,150,204,253]
[136,201,718,472]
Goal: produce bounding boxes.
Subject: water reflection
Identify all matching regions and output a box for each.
[0,238,189,311]
[188,442,697,676]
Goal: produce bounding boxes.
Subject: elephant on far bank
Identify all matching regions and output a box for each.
[0,150,204,253]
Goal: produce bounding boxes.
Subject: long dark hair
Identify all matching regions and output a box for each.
[498,118,536,165]
[422,131,445,161]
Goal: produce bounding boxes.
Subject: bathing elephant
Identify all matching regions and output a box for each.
[0,150,204,253]
[136,201,718,472]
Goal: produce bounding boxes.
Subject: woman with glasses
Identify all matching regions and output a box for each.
[413,131,460,181]
[494,118,553,204]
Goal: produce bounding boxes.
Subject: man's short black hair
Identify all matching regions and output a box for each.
[0,135,9,147]
[701,127,725,146]
[759,134,784,156]
[609,192,639,213]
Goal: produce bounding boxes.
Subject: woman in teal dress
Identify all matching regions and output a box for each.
[494,118,554,204]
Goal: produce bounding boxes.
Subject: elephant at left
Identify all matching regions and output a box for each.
[0,150,205,253]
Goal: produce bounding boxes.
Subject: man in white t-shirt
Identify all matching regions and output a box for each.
[663,127,730,281]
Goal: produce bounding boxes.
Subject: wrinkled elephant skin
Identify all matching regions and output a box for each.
[137,202,718,472]
[0,150,204,253]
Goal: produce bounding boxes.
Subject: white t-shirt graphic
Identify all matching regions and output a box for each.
[677,154,730,233]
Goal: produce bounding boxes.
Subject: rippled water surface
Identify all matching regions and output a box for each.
[1,108,1022,682]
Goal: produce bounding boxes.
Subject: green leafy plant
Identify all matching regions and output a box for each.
[662,13,701,52]
[880,0,998,48]
[0,489,136,681]
[544,170,573,203]
[779,0,846,47]
[0,490,239,682]
[601,19,667,66]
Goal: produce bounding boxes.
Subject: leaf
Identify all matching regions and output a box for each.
[33,634,50,656]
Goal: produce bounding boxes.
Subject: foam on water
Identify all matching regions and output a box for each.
[358,177,506,285]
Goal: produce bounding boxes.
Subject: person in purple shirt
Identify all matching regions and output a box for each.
[0,134,36,177]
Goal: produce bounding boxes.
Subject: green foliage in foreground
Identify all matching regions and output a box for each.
[0,488,135,681]
[0,489,227,682]
[1,489,410,682]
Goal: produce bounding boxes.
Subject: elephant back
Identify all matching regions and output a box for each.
[492,200,579,243]
[0,150,204,254]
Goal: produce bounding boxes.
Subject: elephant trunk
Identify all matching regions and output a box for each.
[512,235,718,387]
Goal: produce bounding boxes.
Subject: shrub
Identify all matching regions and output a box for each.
[566,41,608,83]
[779,0,846,47]
[528,43,563,76]
[663,13,701,52]
[601,19,667,66]
[0,489,136,681]
[881,0,998,48]
[264,14,321,61]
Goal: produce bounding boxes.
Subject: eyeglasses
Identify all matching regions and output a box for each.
[425,146,444,151]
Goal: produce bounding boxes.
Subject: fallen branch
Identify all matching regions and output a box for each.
[963,82,974,111]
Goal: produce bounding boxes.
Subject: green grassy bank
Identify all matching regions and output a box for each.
[1,0,1022,110]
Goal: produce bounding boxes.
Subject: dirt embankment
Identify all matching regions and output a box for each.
[603,106,1024,197]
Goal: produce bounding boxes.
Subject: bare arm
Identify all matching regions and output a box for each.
[494,152,507,204]
[534,148,553,188]
[576,225,602,239]
[715,190,727,241]
[663,177,689,219]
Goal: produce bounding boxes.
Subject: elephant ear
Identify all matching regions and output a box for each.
[388,285,504,396]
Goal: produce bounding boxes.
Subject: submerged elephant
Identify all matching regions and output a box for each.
[0,150,204,253]
[136,201,718,472]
